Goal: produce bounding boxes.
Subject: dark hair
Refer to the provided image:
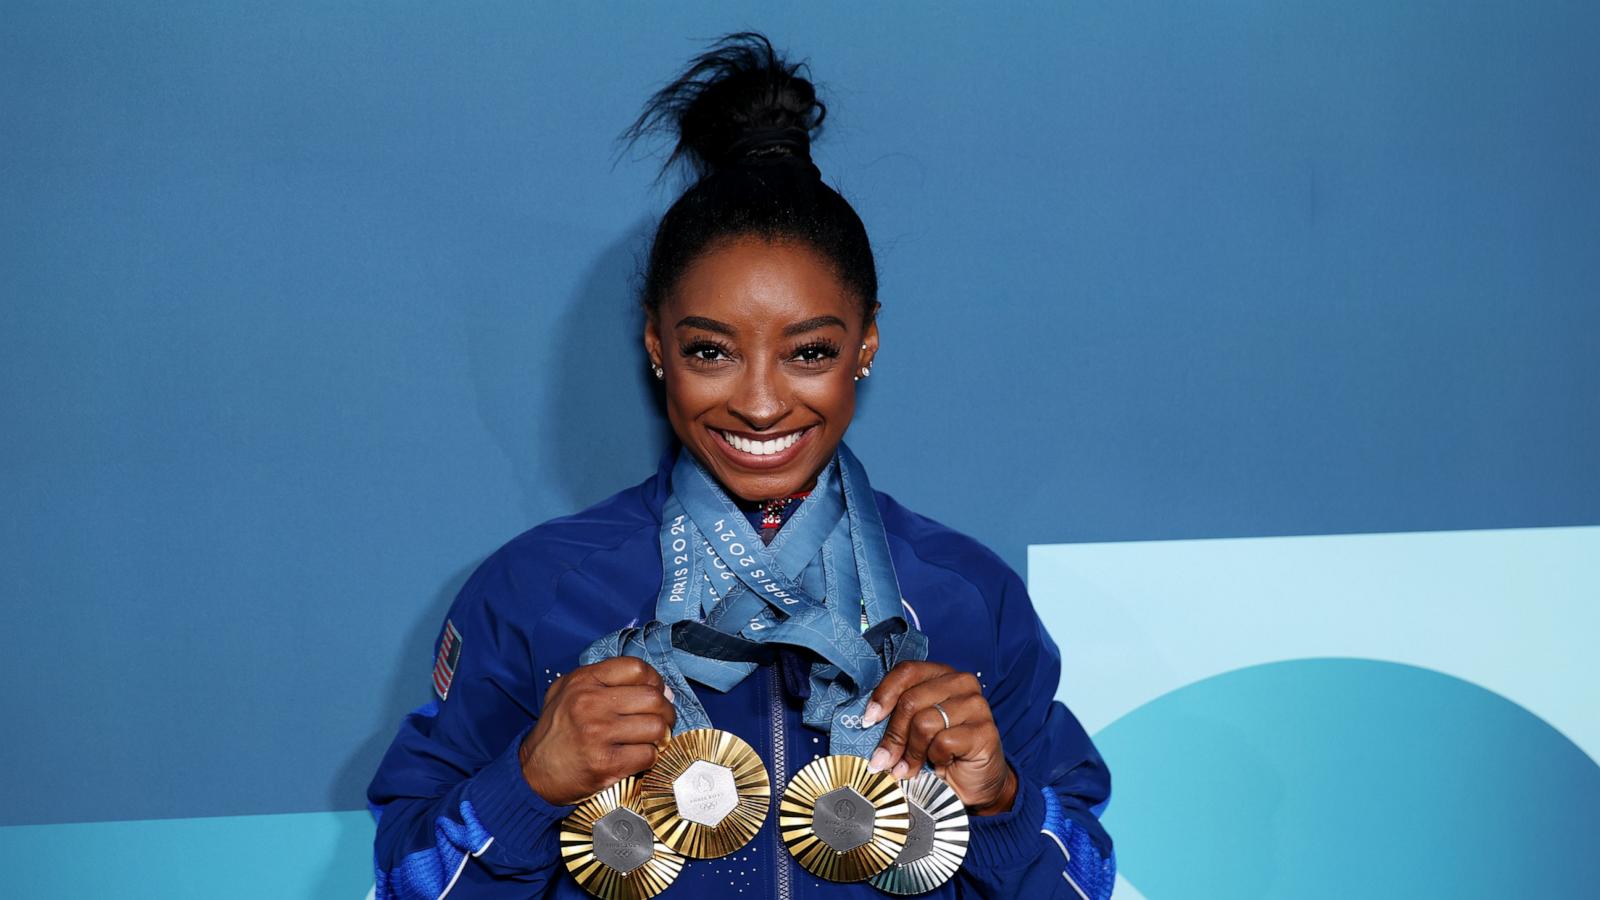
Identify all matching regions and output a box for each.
[625,32,879,324]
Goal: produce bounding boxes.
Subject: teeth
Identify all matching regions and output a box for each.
[720,429,805,456]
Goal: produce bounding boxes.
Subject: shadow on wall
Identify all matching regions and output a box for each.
[321,221,675,892]
[541,217,674,512]
[320,560,476,897]
[464,216,672,524]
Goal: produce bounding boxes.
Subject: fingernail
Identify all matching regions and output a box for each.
[862,702,882,726]
[892,761,909,779]
[868,748,891,773]
[663,686,674,703]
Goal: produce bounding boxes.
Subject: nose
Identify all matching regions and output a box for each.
[727,358,788,429]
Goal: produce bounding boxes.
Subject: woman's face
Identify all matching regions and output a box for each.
[644,236,878,502]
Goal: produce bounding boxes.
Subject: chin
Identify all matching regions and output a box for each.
[715,465,805,502]
[700,443,831,502]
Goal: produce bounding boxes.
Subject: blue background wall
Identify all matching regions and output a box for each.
[2,2,1595,897]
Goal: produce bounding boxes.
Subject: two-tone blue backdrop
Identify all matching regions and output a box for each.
[2,2,1596,898]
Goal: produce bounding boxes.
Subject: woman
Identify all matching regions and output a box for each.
[369,33,1113,900]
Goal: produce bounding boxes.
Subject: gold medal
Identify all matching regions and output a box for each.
[560,775,685,900]
[779,754,910,882]
[868,770,970,894]
[637,728,770,858]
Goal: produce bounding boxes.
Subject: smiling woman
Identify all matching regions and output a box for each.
[367,32,1114,900]
[646,238,876,502]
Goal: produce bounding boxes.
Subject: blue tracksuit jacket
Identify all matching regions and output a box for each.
[368,452,1115,899]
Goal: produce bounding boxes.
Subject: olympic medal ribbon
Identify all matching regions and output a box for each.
[580,621,716,733]
[667,444,928,757]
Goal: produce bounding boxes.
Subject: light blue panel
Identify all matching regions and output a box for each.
[1029,526,1600,756]
[0,811,373,900]
[1028,528,1600,899]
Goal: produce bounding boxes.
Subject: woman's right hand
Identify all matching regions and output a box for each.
[518,656,677,806]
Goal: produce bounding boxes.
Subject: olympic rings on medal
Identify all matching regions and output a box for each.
[839,714,863,728]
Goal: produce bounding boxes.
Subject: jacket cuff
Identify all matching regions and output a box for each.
[963,761,1047,871]
[464,729,577,860]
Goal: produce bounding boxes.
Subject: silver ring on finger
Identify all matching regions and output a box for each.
[932,701,951,730]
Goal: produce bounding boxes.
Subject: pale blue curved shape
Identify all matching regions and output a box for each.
[1028,526,1600,761]
[1093,658,1600,900]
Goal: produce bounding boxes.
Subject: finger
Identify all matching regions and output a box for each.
[594,742,659,784]
[606,712,675,747]
[595,684,679,717]
[588,656,664,688]
[863,661,952,728]
[870,671,963,773]
[924,722,990,769]
[892,686,988,777]
[578,689,676,742]
[918,687,992,729]
[894,706,952,779]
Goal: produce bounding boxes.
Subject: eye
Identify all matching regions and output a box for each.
[680,339,734,365]
[791,340,841,365]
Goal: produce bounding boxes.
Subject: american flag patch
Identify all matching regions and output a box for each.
[433,619,462,700]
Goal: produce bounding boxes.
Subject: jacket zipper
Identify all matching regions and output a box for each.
[769,664,793,900]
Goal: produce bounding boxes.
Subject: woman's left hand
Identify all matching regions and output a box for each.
[862,661,1018,816]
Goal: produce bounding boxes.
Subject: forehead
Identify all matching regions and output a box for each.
[666,237,856,331]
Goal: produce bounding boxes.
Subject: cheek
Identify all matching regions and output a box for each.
[795,376,856,425]
[664,378,725,420]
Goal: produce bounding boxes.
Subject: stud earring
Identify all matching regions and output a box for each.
[651,362,664,380]
[854,343,872,381]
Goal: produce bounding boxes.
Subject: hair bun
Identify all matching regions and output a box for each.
[627,32,826,179]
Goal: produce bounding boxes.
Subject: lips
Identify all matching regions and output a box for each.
[717,428,807,456]
[707,425,815,469]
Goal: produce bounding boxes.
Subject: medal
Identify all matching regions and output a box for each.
[638,727,770,858]
[779,754,910,882]
[560,775,685,900]
[868,770,969,894]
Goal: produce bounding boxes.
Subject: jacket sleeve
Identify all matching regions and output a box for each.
[367,552,577,899]
[955,564,1116,900]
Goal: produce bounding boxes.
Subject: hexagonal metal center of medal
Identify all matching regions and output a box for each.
[895,800,937,865]
[672,760,739,827]
[812,787,874,853]
[591,807,654,873]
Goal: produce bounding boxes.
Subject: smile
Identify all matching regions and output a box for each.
[709,426,815,468]
[718,428,807,456]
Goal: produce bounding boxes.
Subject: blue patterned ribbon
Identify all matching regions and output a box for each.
[581,443,926,758]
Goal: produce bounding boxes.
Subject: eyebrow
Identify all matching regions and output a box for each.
[781,315,847,337]
[675,315,734,335]
[674,314,848,337]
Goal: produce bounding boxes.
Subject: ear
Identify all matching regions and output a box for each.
[860,315,880,368]
[643,309,664,370]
